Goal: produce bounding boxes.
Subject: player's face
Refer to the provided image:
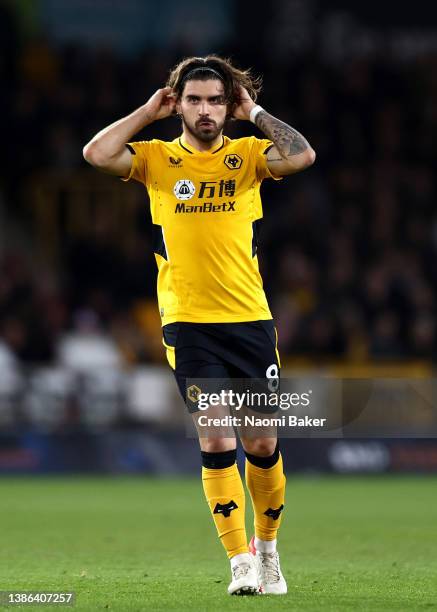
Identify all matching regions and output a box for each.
[178,79,227,143]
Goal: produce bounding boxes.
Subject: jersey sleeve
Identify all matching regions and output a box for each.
[120,141,151,184]
[252,137,283,182]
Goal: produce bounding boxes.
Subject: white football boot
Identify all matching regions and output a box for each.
[227,552,260,595]
[249,536,287,595]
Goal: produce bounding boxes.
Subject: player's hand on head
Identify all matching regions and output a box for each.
[232,85,257,121]
[145,87,176,122]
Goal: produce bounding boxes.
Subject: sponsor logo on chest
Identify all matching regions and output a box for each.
[173,179,238,213]
[175,202,236,213]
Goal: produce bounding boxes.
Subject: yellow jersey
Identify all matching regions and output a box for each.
[123,134,282,326]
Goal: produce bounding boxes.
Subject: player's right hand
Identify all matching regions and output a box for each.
[144,87,176,121]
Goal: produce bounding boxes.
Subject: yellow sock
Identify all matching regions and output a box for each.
[202,462,248,558]
[245,452,286,541]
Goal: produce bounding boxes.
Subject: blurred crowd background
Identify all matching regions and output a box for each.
[1,0,437,473]
[0,0,436,372]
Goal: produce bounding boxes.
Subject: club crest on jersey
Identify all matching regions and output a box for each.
[173,179,195,200]
[169,156,183,167]
[224,153,243,170]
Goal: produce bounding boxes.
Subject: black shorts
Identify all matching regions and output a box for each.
[162,320,280,412]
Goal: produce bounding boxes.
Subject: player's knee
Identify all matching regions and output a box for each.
[199,438,236,454]
[241,437,277,457]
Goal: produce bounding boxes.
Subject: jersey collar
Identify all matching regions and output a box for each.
[178,134,227,155]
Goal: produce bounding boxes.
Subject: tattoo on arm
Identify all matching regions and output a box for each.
[255,110,309,158]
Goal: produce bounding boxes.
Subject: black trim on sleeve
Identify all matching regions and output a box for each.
[152,224,168,260]
[252,219,262,257]
[125,143,136,154]
[263,144,275,155]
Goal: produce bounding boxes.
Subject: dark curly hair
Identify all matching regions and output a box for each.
[166,54,262,119]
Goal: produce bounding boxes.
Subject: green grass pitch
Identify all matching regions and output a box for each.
[0,475,436,611]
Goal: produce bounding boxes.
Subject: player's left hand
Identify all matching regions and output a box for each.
[232,85,257,121]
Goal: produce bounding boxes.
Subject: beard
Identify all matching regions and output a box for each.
[182,115,225,143]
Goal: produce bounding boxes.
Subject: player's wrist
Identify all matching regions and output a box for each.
[249,105,264,124]
[141,104,155,125]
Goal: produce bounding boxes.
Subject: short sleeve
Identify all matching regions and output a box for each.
[120,141,151,184]
[252,138,283,182]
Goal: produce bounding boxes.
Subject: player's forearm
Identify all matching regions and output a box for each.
[255,110,315,164]
[83,105,152,165]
